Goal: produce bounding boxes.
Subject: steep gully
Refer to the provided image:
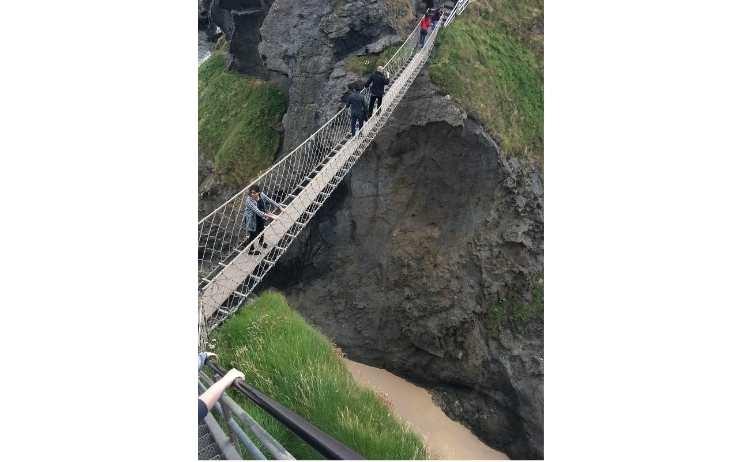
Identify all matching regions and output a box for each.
[199,0,543,459]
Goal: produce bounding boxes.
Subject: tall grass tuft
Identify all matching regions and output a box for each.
[199,52,287,188]
[429,0,543,164]
[211,291,428,460]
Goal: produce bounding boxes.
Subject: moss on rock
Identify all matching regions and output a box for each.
[199,52,287,188]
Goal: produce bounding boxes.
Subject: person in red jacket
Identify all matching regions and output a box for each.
[419,12,432,48]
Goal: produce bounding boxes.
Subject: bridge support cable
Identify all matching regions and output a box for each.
[443,0,470,27]
[198,2,469,331]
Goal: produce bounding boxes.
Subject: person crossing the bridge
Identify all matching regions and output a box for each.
[244,184,281,256]
[345,83,368,137]
[431,7,442,27]
[364,65,390,118]
[419,11,432,48]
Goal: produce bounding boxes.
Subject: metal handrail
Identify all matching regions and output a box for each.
[200,372,295,459]
[208,361,364,460]
[203,413,242,460]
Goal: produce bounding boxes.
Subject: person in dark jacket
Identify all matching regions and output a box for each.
[431,7,442,27]
[364,66,390,118]
[345,84,368,137]
[244,184,281,256]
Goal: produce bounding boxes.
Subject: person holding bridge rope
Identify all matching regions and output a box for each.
[244,184,282,256]
[364,65,390,118]
[418,10,432,48]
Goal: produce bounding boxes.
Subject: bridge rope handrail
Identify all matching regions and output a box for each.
[197,16,425,286]
[198,23,422,226]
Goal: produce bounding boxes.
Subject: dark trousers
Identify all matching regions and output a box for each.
[419,29,428,48]
[351,113,364,135]
[369,94,383,116]
[247,217,265,252]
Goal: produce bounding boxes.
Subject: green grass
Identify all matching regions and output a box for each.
[429,0,543,163]
[199,52,287,188]
[210,292,427,460]
[345,45,401,77]
[487,276,544,336]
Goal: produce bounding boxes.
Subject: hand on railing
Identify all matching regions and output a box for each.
[199,366,246,422]
[205,361,364,459]
[223,368,246,385]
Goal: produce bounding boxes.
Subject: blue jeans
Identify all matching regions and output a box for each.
[419,30,428,47]
[351,113,364,135]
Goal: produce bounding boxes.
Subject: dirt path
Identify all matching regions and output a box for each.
[343,359,508,460]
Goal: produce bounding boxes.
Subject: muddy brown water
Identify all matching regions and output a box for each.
[343,359,508,460]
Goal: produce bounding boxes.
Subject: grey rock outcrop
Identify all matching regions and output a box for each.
[259,0,414,152]
[207,0,273,75]
[265,71,544,459]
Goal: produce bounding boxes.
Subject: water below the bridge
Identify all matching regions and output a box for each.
[343,359,508,460]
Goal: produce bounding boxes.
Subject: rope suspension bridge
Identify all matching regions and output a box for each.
[198,2,471,456]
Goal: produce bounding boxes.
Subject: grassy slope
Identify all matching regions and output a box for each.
[345,45,400,76]
[344,0,414,77]
[429,0,543,163]
[199,52,287,188]
[211,292,427,460]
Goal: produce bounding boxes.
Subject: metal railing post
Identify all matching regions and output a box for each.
[200,371,295,460]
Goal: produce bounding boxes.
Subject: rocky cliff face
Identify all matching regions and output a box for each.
[259,0,415,152]
[203,0,275,75]
[267,70,544,459]
[199,0,544,458]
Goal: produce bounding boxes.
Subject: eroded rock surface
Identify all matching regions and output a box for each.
[260,0,413,152]
[206,0,274,75]
[266,71,544,459]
